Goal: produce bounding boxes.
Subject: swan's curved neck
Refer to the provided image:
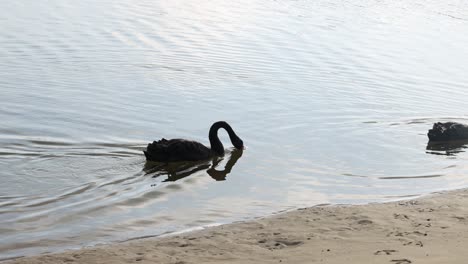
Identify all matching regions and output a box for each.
[209,121,239,156]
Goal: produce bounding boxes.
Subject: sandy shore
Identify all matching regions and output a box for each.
[6,189,468,264]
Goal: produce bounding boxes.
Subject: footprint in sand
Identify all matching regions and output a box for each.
[357,219,373,225]
[393,213,410,220]
[275,240,303,247]
[374,249,397,255]
[391,259,412,264]
[258,239,303,250]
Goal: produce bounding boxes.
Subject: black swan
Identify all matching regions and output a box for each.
[144,121,244,162]
[428,122,468,142]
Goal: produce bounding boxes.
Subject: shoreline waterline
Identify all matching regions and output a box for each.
[6,188,468,263]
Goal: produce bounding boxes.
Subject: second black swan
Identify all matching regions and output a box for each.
[144,121,244,162]
[428,122,468,142]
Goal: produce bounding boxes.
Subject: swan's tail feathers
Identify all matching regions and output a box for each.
[144,139,169,161]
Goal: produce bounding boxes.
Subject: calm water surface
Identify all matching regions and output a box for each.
[1,0,468,259]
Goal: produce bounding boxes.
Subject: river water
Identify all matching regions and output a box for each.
[1,0,468,259]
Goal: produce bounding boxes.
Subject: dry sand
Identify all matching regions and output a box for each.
[6,189,468,264]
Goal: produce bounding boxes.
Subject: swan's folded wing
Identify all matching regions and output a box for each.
[144,139,211,162]
[166,140,211,161]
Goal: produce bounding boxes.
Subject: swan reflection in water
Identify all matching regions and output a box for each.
[143,149,243,182]
[426,140,468,156]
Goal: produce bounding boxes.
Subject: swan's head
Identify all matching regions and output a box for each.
[232,135,244,150]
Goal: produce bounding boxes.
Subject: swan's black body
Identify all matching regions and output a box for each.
[428,122,468,142]
[144,121,243,162]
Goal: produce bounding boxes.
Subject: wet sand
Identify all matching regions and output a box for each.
[6,189,468,264]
